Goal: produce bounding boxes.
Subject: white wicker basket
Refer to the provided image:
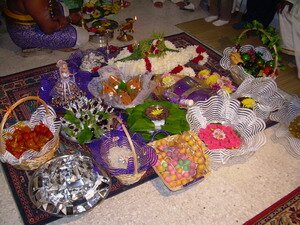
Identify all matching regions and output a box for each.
[186,90,266,164]
[270,96,300,159]
[220,45,273,85]
[231,77,286,121]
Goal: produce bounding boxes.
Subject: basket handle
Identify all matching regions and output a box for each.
[0,96,50,154]
[111,115,139,175]
[236,28,278,78]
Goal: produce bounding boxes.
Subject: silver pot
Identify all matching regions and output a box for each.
[89,29,114,47]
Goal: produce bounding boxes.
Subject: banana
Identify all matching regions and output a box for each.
[230,52,243,65]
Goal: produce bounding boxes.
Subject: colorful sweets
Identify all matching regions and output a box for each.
[151,131,209,190]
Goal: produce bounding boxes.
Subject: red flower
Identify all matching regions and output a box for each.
[263,66,273,76]
[196,46,206,54]
[88,27,98,33]
[109,45,118,53]
[192,55,204,63]
[150,45,156,53]
[127,45,134,52]
[144,57,151,72]
[170,65,183,74]
[154,49,160,54]
[91,66,101,73]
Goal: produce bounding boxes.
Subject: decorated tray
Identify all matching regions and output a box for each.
[88,65,155,109]
[148,131,210,191]
[28,154,111,216]
[186,90,266,164]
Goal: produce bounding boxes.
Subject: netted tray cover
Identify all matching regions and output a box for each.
[186,90,266,164]
[88,65,155,109]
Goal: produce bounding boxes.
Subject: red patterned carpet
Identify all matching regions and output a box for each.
[244,187,300,225]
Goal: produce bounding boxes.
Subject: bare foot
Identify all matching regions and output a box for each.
[154,2,163,8]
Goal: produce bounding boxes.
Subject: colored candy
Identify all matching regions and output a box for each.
[152,131,209,190]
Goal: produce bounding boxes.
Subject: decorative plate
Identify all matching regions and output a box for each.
[270,96,300,158]
[186,90,266,164]
[231,77,286,121]
[28,154,111,216]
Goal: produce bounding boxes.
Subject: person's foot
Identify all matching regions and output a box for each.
[154,2,163,8]
[179,2,195,12]
[232,21,246,30]
[212,19,229,26]
[204,15,218,22]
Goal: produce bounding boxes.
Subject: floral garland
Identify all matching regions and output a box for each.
[108,39,209,78]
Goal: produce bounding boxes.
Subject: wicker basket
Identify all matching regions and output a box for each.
[0,96,60,170]
[220,28,279,85]
[91,116,157,185]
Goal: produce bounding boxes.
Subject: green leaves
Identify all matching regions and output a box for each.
[117,32,179,62]
[63,109,110,144]
[125,100,189,140]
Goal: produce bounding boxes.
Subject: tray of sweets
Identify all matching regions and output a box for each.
[148,131,210,191]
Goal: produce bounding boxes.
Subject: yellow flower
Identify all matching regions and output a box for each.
[92,11,101,18]
[222,86,232,94]
[241,98,256,109]
[84,3,94,8]
[162,76,176,87]
[205,74,220,86]
[198,69,211,78]
[151,108,163,116]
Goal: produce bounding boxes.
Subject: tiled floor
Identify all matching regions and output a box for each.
[0,1,299,225]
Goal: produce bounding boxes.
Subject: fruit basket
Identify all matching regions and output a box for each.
[231,77,286,121]
[148,131,210,191]
[0,96,61,170]
[270,96,300,159]
[186,90,266,164]
[220,27,279,85]
[88,65,155,109]
[89,116,157,185]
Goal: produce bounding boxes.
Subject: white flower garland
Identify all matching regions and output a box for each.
[108,40,209,78]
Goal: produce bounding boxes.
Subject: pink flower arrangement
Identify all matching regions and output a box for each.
[198,124,241,150]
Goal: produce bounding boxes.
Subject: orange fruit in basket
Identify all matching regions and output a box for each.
[5,122,53,159]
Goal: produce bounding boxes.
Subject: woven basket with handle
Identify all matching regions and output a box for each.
[92,116,157,186]
[220,28,279,85]
[0,96,60,170]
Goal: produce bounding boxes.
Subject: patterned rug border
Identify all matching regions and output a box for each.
[244,186,300,225]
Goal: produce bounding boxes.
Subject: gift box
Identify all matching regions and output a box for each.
[162,76,214,106]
